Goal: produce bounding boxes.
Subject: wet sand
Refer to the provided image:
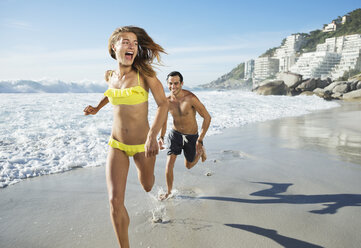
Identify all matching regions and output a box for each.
[1,101,360,248]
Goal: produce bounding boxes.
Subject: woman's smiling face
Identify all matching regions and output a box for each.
[112,32,138,66]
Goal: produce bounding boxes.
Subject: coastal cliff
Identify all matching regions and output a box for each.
[200,63,252,90]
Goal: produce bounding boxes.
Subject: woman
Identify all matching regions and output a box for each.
[84,26,168,247]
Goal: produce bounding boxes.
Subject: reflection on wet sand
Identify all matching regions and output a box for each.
[258,102,361,165]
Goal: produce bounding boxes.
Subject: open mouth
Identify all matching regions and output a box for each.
[125,51,134,60]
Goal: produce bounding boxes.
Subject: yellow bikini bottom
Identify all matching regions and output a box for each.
[108,137,145,157]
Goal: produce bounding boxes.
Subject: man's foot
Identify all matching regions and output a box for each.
[201,146,207,162]
[159,192,171,201]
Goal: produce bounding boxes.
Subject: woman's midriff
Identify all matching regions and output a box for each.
[111,103,149,145]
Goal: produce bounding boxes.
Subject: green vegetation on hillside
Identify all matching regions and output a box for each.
[299,8,361,52]
[261,8,361,54]
[209,63,245,84]
[260,47,278,57]
[201,8,361,88]
[200,63,249,89]
[228,62,245,79]
[260,38,286,57]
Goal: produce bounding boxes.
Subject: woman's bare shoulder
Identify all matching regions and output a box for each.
[104,70,114,83]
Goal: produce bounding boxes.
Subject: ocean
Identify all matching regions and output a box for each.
[0,91,339,188]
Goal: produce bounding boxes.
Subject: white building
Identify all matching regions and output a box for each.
[330,34,361,79]
[289,51,341,79]
[341,15,348,24]
[244,59,255,80]
[254,57,279,83]
[316,36,344,53]
[290,34,361,80]
[323,21,337,32]
[274,34,305,72]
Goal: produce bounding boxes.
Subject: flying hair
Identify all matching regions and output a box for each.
[108,26,166,78]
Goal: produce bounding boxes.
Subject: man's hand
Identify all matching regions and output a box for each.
[83,105,98,115]
[145,136,159,157]
[158,137,165,150]
[196,140,203,154]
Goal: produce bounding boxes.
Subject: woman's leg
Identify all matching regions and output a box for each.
[133,152,156,192]
[106,147,130,248]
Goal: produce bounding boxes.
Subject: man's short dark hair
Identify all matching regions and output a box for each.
[166,71,183,83]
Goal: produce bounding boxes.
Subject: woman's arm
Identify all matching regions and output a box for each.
[83,96,109,115]
[84,70,111,115]
[144,76,169,157]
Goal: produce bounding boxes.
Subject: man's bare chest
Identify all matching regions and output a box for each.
[169,101,193,117]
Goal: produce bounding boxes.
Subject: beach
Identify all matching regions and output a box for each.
[1,101,361,248]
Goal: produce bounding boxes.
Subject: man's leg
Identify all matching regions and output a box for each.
[159,154,177,200]
[184,151,202,169]
[184,134,204,169]
[201,146,207,162]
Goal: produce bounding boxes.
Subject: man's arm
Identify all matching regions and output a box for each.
[158,112,168,150]
[192,95,211,150]
[144,75,169,157]
[83,96,109,115]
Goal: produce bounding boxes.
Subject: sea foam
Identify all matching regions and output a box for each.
[0,91,339,187]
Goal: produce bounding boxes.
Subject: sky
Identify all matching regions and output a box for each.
[0,0,360,87]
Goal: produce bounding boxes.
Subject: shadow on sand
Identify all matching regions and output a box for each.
[225,224,324,248]
[199,182,361,214]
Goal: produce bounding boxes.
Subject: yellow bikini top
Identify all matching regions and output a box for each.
[104,71,148,105]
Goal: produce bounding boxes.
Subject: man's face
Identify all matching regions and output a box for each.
[112,32,138,66]
[167,76,183,95]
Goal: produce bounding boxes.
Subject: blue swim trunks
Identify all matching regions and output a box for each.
[167,129,199,162]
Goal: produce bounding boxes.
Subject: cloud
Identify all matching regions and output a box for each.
[0,47,110,82]
[167,30,289,55]
[2,19,34,31]
[0,48,107,63]
[168,44,250,54]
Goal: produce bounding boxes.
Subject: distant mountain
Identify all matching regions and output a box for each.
[0,79,107,93]
[200,63,252,90]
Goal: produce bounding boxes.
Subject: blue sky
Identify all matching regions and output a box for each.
[0,0,360,86]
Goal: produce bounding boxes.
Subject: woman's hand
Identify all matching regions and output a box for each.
[83,105,99,115]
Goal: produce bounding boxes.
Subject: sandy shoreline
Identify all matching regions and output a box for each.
[1,101,361,248]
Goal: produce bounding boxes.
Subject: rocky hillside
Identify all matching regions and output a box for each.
[261,8,361,56]
[201,8,361,89]
[200,63,252,90]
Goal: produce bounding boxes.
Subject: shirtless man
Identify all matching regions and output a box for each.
[158,71,211,200]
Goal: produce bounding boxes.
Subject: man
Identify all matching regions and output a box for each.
[158,71,211,200]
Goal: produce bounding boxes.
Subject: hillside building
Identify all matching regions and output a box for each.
[254,57,279,83]
[331,34,361,79]
[323,21,337,32]
[244,59,255,80]
[341,15,348,24]
[289,51,341,79]
[274,34,305,72]
[290,34,361,79]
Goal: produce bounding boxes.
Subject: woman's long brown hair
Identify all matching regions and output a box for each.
[108,26,166,78]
